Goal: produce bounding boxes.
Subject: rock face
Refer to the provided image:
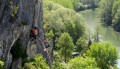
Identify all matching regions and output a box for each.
[0,0,51,69]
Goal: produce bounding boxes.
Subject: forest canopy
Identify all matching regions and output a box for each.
[43,0,85,44]
[99,0,120,32]
[43,0,119,69]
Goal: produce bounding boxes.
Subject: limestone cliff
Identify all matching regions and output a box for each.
[0,0,51,69]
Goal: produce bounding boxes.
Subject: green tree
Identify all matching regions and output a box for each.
[72,0,85,11]
[52,61,67,69]
[99,0,114,26]
[23,63,36,69]
[64,13,85,44]
[68,57,99,69]
[64,20,76,43]
[87,42,118,69]
[74,16,85,43]
[23,54,49,69]
[52,51,67,69]
[112,0,120,32]
[57,33,74,62]
[112,0,120,17]
[0,60,4,69]
[50,0,74,9]
[43,0,85,46]
[80,0,100,8]
[44,1,64,49]
[76,37,86,52]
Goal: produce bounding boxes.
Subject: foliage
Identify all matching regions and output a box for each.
[99,0,120,31]
[52,52,67,69]
[23,54,49,69]
[52,61,67,69]
[64,18,85,43]
[87,42,118,69]
[68,57,99,69]
[11,5,19,18]
[71,0,86,11]
[99,0,114,26]
[93,0,100,7]
[46,30,54,39]
[48,0,99,11]
[57,33,74,62]
[0,60,4,69]
[64,20,76,40]
[44,0,64,36]
[73,15,85,43]
[80,0,100,8]
[43,0,85,44]
[23,63,36,69]
[76,37,86,52]
[112,0,120,32]
[50,0,74,9]
[112,0,120,17]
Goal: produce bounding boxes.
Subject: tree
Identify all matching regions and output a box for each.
[0,60,4,69]
[57,33,74,62]
[23,54,49,69]
[112,0,120,32]
[76,37,86,52]
[79,0,100,9]
[43,0,85,46]
[50,0,74,9]
[43,1,64,49]
[52,61,67,69]
[72,14,85,43]
[64,20,76,43]
[23,63,36,69]
[68,57,99,69]
[87,42,118,69]
[99,0,114,26]
[112,0,120,17]
[71,0,85,11]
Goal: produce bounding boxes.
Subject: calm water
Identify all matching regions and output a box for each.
[80,9,120,68]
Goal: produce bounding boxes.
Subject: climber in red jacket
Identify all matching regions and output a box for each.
[30,27,38,41]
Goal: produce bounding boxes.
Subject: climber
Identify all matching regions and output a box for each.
[30,27,38,41]
[43,38,50,50]
[43,39,49,52]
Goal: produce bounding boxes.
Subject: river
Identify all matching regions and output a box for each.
[79,9,120,68]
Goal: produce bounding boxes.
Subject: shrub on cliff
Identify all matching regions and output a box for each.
[23,54,49,69]
[0,60,4,69]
